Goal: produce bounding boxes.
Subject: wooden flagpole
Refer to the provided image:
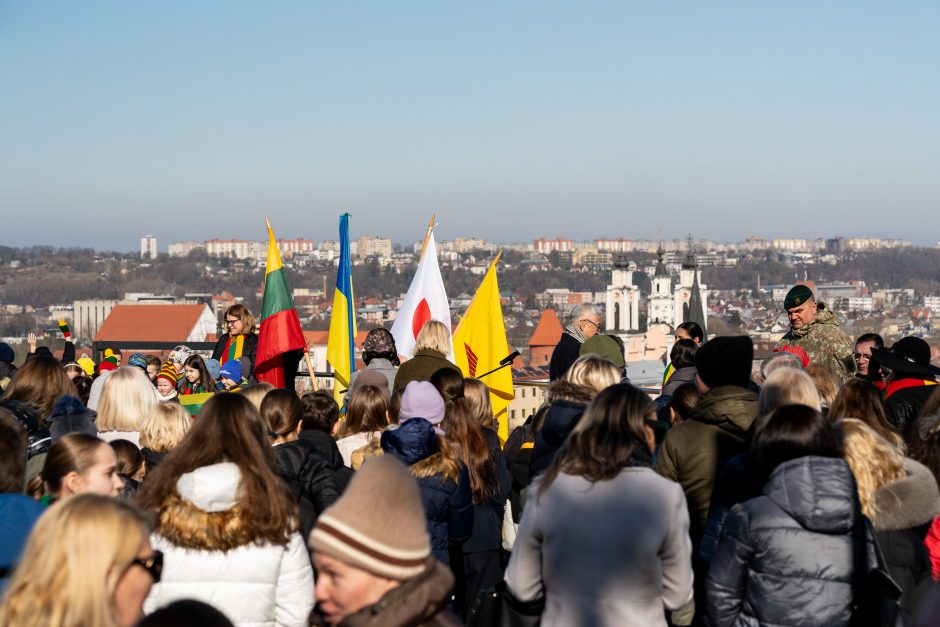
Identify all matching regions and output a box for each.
[418,214,436,262]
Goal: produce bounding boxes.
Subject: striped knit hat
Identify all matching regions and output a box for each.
[156,362,179,385]
[309,455,430,580]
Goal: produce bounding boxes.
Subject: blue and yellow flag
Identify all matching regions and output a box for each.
[326,214,357,406]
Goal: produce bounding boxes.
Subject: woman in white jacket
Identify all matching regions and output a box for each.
[138,393,314,627]
[506,383,694,627]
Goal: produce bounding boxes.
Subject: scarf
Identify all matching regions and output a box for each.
[564,323,587,344]
[884,377,937,401]
[221,334,245,365]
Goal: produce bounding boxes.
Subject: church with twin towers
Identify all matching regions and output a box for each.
[605,244,708,335]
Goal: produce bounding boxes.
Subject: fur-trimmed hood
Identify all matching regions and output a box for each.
[156,462,260,551]
[547,379,595,404]
[871,458,940,531]
[381,420,461,484]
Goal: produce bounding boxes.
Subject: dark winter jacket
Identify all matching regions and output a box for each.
[884,379,937,444]
[549,333,581,381]
[0,494,45,593]
[393,349,461,394]
[461,428,511,554]
[381,419,473,565]
[705,456,863,627]
[529,380,594,479]
[308,558,459,627]
[141,448,168,475]
[655,385,757,545]
[870,458,940,621]
[273,439,340,540]
[700,451,763,564]
[504,420,536,523]
[0,399,51,459]
[655,366,698,423]
[299,429,353,492]
[211,332,259,382]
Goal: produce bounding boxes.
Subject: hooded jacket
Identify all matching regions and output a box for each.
[775,306,855,382]
[308,559,459,627]
[869,458,940,620]
[381,420,473,565]
[705,456,862,627]
[529,380,595,479]
[143,462,314,627]
[273,439,340,541]
[654,385,757,544]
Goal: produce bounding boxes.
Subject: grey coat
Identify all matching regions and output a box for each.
[705,456,865,627]
[506,467,693,627]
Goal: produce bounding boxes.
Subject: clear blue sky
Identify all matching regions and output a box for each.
[1,1,937,250]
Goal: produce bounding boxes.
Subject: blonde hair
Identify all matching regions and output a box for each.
[0,494,149,627]
[806,365,841,410]
[96,367,158,432]
[139,403,191,452]
[565,355,620,393]
[238,382,274,411]
[758,368,821,418]
[414,320,451,356]
[840,418,906,518]
[463,378,497,431]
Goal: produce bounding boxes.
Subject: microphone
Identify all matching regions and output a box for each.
[499,350,520,367]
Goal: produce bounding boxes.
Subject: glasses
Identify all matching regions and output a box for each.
[853,353,872,362]
[225,319,240,326]
[130,550,163,583]
[580,319,602,332]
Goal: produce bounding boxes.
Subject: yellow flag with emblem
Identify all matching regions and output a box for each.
[453,252,514,442]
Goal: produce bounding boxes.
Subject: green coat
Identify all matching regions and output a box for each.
[393,349,461,394]
[655,385,758,545]
[775,306,856,382]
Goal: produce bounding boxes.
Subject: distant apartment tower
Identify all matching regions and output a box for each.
[925,296,940,312]
[356,236,393,258]
[140,235,158,260]
[277,238,315,258]
[533,238,574,254]
[205,239,264,260]
[168,241,204,257]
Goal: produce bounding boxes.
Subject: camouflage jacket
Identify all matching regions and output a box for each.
[776,306,856,382]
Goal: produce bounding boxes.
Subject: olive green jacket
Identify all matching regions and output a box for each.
[775,306,856,382]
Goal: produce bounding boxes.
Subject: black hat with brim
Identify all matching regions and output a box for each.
[872,337,940,377]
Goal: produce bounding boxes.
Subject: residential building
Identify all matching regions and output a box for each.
[140,235,157,260]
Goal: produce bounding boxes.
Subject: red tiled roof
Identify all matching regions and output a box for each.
[529,309,563,347]
[303,330,370,348]
[94,305,211,342]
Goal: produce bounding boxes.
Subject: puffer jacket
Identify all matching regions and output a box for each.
[308,558,459,627]
[381,419,473,565]
[143,462,315,627]
[655,385,757,545]
[869,458,940,621]
[273,439,340,540]
[298,429,353,491]
[705,456,863,627]
[529,380,594,479]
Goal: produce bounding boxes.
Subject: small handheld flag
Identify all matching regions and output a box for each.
[58,320,71,340]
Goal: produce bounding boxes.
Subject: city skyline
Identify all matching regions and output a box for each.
[2,3,938,250]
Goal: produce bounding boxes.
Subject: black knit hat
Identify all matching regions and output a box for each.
[694,336,754,389]
[48,394,97,441]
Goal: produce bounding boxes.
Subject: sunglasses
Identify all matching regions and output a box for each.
[130,550,164,583]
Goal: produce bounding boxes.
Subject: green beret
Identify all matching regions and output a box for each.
[580,335,625,368]
[784,285,814,309]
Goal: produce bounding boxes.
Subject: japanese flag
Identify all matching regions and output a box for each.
[391,232,452,359]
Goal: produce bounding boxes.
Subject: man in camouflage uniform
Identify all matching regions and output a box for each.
[775,285,856,382]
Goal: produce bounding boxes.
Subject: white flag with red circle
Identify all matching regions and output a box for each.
[391,232,452,360]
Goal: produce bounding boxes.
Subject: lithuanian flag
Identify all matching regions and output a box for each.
[326,213,357,406]
[179,392,215,417]
[453,252,514,442]
[255,219,307,388]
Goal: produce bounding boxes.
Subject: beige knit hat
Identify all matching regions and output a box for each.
[309,455,430,580]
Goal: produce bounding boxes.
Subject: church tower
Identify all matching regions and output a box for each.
[648,246,674,328]
[606,254,639,331]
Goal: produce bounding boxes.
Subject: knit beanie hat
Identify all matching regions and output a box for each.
[171,345,195,367]
[363,328,397,355]
[695,336,754,389]
[156,362,179,385]
[48,395,97,441]
[309,455,431,580]
[399,381,445,431]
[98,357,118,373]
[76,356,96,376]
[128,353,149,371]
[0,342,14,364]
[219,360,242,382]
[580,335,625,368]
[205,358,222,380]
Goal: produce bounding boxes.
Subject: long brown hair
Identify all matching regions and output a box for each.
[829,378,903,449]
[42,433,110,497]
[338,384,388,438]
[137,393,296,545]
[463,378,497,431]
[539,383,653,496]
[909,387,940,487]
[2,355,77,421]
[261,389,304,437]
[431,368,496,504]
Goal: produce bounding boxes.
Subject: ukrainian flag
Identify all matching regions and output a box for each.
[327,214,357,406]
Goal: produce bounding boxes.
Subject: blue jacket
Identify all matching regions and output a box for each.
[0,494,45,593]
[381,419,473,564]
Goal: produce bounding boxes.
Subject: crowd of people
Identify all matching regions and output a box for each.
[2,291,940,626]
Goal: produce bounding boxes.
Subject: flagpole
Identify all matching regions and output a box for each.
[304,347,318,391]
[418,214,436,262]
